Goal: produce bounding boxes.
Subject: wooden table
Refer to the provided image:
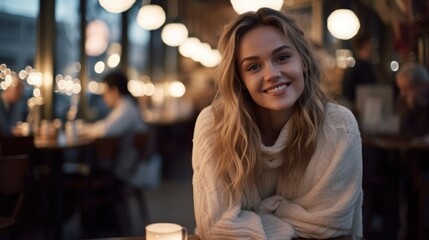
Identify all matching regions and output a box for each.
[362,134,429,239]
[34,135,94,240]
[362,134,429,151]
[86,234,201,240]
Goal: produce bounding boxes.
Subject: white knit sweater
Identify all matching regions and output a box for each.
[192,103,363,240]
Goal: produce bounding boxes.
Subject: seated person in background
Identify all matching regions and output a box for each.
[395,62,429,138]
[0,72,25,136]
[192,8,362,240]
[83,71,147,182]
[341,34,377,111]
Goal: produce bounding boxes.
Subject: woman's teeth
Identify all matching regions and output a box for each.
[266,84,288,93]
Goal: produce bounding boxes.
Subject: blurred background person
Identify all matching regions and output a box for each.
[341,34,377,112]
[0,72,25,136]
[395,62,429,138]
[395,62,429,240]
[82,70,147,182]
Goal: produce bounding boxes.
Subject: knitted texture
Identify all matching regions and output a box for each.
[192,103,363,240]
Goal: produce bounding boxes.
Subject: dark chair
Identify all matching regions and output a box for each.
[0,135,34,156]
[130,131,153,225]
[417,181,429,240]
[410,152,429,240]
[80,136,126,236]
[0,155,29,238]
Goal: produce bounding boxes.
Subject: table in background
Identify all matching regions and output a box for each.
[88,234,201,240]
[362,134,429,239]
[34,135,94,240]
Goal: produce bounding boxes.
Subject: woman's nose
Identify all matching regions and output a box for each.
[264,63,281,82]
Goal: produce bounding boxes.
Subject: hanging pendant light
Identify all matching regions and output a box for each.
[230,0,283,15]
[137,4,166,30]
[179,37,201,58]
[99,0,136,13]
[161,23,188,47]
[327,9,360,40]
[85,20,109,56]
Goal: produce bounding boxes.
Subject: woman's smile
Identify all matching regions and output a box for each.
[263,82,292,95]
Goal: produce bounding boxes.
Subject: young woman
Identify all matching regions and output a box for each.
[192,8,363,239]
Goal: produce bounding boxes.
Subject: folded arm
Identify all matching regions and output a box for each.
[262,107,363,239]
[192,108,294,239]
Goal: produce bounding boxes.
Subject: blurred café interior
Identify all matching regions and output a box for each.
[0,0,429,239]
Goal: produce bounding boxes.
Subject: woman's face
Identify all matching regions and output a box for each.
[237,25,305,114]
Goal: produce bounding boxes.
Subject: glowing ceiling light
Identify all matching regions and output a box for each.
[86,20,109,56]
[136,4,166,30]
[327,9,360,40]
[107,53,121,68]
[169,81,186,97]
[230,0,283,14]
[161,23,188,47]
[179,37,201,58]
[99,0,136,13]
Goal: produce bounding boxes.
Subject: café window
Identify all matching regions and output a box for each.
[54,0,81,121]
[127,4,151,80]
[85,0,122,121]
[0,0,38,70]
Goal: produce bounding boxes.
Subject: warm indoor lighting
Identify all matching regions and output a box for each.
[335,49,353,69]
[19,70,27,79]
[136,4,166,30]
[230,0,283,14]
[179,37,201,58]
[191,42,211,62]
[200,49,222,68]
[1,82,7,90]
[86,20,109,56]
[327,9,360,40]
[169,81,186,97]
[390,61,400,72]
[28,72,43,87]
[88,81,99,94]
[72,81,81,94]
[107,53,121,68]
[99,0,136,13]
[33,88,41,97]
[57,79,66,90]
[94,61,105,74]
[145,82,155,96]
[128,79,145,97]
[161,23,188,47]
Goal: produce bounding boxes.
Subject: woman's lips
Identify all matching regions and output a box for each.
[263,82,291,94]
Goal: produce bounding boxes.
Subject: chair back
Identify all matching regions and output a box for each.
[0,135,34,156]
[92,136,121,169]
[133,132,149,158]
[0,154,29,221]
[133,130,157,162]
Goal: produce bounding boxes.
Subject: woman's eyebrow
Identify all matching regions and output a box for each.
[240,45,291,66]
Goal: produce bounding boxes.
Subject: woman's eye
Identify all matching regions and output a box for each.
[276,55,290,62]
[246,64,260,71]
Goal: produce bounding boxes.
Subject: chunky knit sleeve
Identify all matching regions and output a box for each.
[192,107,283,239]
[268,103,363,239]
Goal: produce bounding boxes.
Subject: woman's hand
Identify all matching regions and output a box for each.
[293,235,352,240]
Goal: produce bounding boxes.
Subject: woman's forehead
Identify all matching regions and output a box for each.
[238,26,292,56]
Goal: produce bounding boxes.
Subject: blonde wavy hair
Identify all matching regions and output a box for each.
[211,8,328,201]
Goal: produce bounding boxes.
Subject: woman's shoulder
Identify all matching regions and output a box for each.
[324,102,360,135]
[195,106,214,130]
[193,106,217,145]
